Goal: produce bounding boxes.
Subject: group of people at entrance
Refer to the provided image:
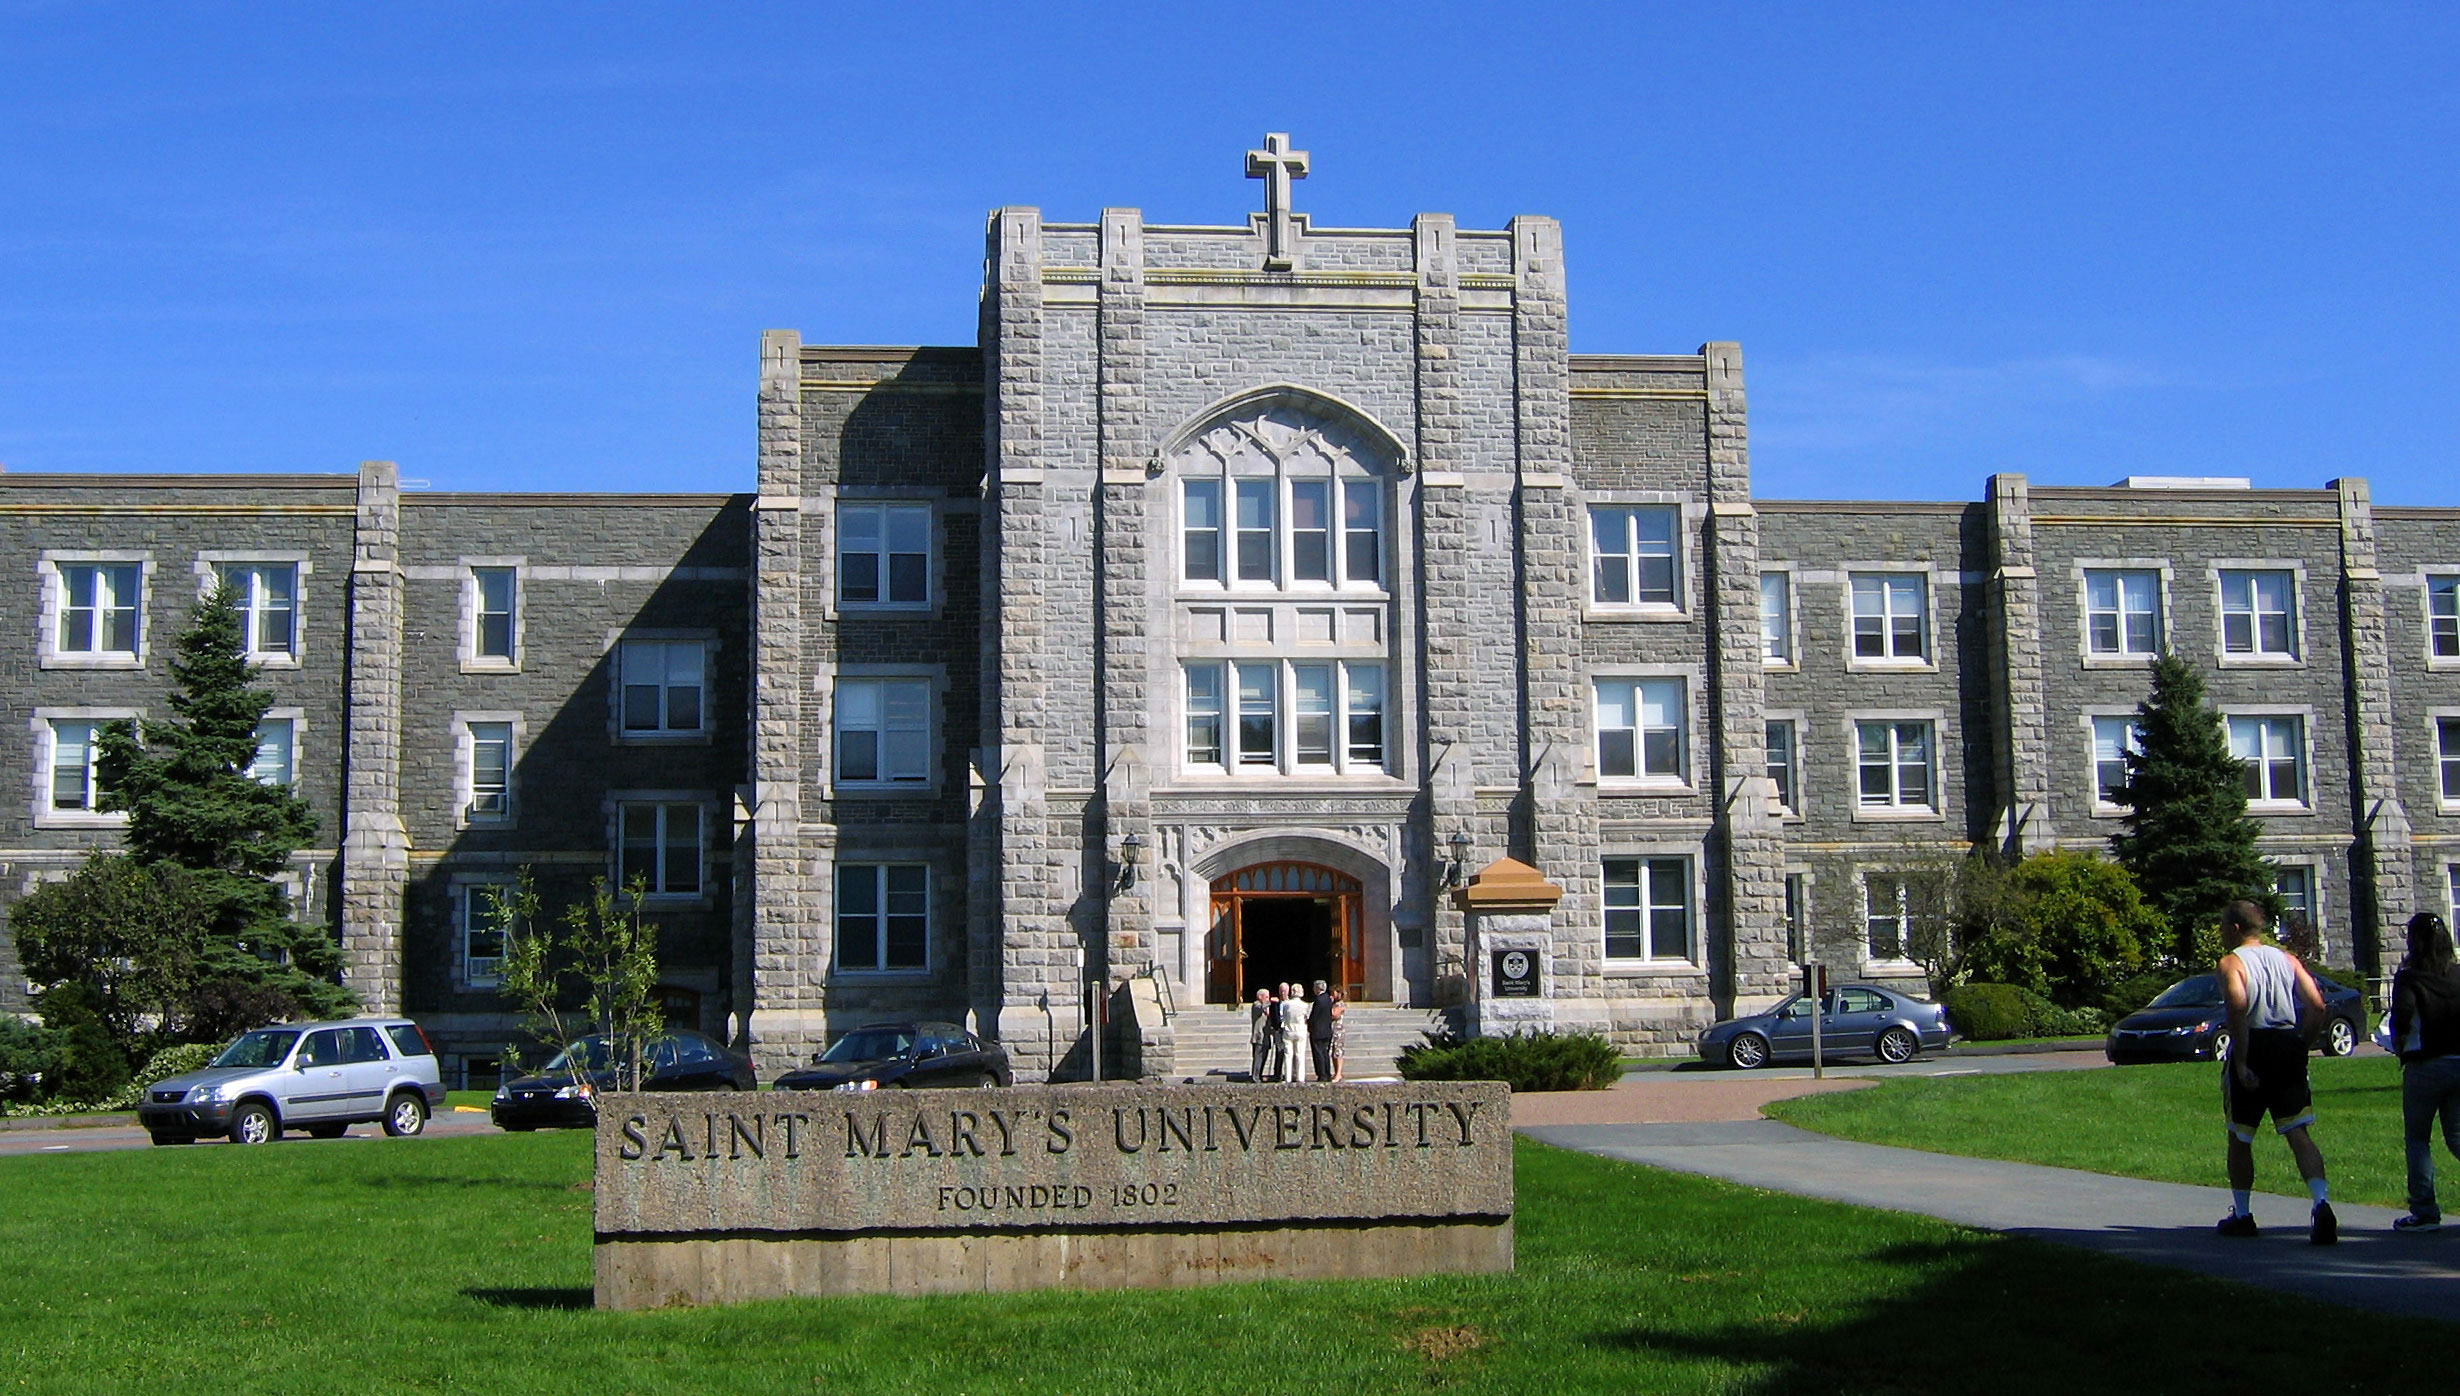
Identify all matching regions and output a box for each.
[2212,897,2460,1243]
[1250,981,1344,1083]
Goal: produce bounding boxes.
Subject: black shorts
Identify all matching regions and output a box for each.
[2223,1028,2315,1140]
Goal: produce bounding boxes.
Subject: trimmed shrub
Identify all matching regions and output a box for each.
[1397,1028,1622,1092]
[134,1041,224,1089]
[37,982,130,1103]
[1945,983,2107,1041]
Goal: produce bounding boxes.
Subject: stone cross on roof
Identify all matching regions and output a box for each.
[1245,132,1310,270]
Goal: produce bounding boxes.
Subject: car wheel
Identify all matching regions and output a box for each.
[383,1093,429,1138]
[228,1102,277,1145]
[1876,1027,1919,1064]
[2324,1017,2358,1057]
[1726,1033,1770,1070]
[2211,1029,2233,1062]
[306,1124,348,1139]
[148,1133,193,1147]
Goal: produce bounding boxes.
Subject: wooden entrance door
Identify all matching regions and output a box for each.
[1204,862,1365,1004]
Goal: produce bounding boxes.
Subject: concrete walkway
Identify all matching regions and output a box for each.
[1521,1115,2460,1322]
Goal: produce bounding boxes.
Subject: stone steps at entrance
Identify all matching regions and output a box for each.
[1164,1002,1452,1082]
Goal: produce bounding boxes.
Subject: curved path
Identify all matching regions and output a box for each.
[1519,1058,2459,1323]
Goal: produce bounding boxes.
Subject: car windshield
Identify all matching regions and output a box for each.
[2149,975,2224,1009]
[543,1038,613,1074]
[211,1029,300,1069]
[820,1029,915,1064]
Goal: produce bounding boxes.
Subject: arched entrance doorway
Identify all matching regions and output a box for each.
[1204,862,1363,1005]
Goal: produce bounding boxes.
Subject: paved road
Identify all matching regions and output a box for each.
[1523,1108,2460,1322]
[0,1107,505,1157]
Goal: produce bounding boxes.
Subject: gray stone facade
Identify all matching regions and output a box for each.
[4,151,2455,1079]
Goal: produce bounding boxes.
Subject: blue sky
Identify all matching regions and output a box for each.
[2,3,2453,501]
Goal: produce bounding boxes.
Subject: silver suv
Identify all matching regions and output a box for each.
[136,1018,448,1146]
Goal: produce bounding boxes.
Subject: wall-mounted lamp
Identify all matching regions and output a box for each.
[1114,832,1147,893]
[1442,831,1473,889]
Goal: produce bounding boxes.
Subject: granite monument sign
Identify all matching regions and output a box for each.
[593,1081,1512,1309]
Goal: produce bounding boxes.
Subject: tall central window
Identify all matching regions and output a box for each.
[1181,471,1384,589]
[1170,399,1397,783]
[217,563,297,658]
[1184,661,1384,776]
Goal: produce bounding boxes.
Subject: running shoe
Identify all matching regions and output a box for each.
[2310,1202,2338,1246]
[2216,1213,2260,1238]
[2394,1213,2441,1235]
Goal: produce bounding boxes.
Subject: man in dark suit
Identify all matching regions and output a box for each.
[1250,987,1277,1082]
[1308,978,1335,1083]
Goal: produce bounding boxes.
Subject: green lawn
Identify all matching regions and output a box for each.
[1768,1055,2417,1207]
[0,1128,2451,1393]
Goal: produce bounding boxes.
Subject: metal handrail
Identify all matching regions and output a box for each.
[1141,961,1177,1023]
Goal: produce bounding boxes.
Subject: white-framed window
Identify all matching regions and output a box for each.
[248,716,297,788]
[215,562,298,659]
[1180,474,1384,591]
[834,678,931,786]
[2228,714,2308,806]
[460,883,514,988]
[1603,856,1692,963]
[1864,873,1929,962]
[45,556,147,664]
[471,566,519,664]
[2448,864,2460,929]
[2275,865,2318,945]
[837,862,928,973]
[1849,573,1928,663]
[2219,569,2298,659]
[2084,568,2162,657]
[1589,506,1679,609]
[839,502,932,607]
[33,708,135,828]
[1182,660,1385,775]
[618,639,705,735]
[461,717,517,823]
[2429,575,2460,662]
[1765,719,1799,813]
[1595,677,1688,783]
[618,801,702,896]
[1760,571,1793,665]
[2092,715,2142,809]
[1855,720,1936,812]
[2438,716,2460,808]
[46,718,105,812]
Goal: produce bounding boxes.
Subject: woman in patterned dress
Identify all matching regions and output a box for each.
[1329,988,1348,1081]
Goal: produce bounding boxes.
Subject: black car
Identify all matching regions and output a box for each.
[773,1022,1014,1091]
[2106,972,2368,1064]
[489,1030,758,1130]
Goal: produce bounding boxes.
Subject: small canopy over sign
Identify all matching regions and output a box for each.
[1454,858,1563,914]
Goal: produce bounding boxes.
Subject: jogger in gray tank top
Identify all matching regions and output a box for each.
[2214,900,2335,1244]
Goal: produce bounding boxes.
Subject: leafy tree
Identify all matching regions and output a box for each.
[1955,851,2157,1008]
[2110,652,2279,969]
[9,854,221,1053]
[490,870,663,1090]
[12,584,353,1059]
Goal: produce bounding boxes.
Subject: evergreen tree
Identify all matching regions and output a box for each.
[91,582,353,1028]
[2110,652,2279,968]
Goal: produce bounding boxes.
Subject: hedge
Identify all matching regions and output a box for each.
[1944,983,2106,1041]
[1396,1028,1622,1092]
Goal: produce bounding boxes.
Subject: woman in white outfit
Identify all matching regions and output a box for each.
[1279,982,1310,1083]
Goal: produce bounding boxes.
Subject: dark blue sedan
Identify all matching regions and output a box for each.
[1696,984,1954,1069]
[2105,972,2367,1064]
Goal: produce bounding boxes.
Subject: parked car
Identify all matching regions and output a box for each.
[136,1018,447,1146]
[1696,985,1954,1069]
[489,1030,758,1131]
[2105,971,2367,1064]
[772,1022,1014,1091]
